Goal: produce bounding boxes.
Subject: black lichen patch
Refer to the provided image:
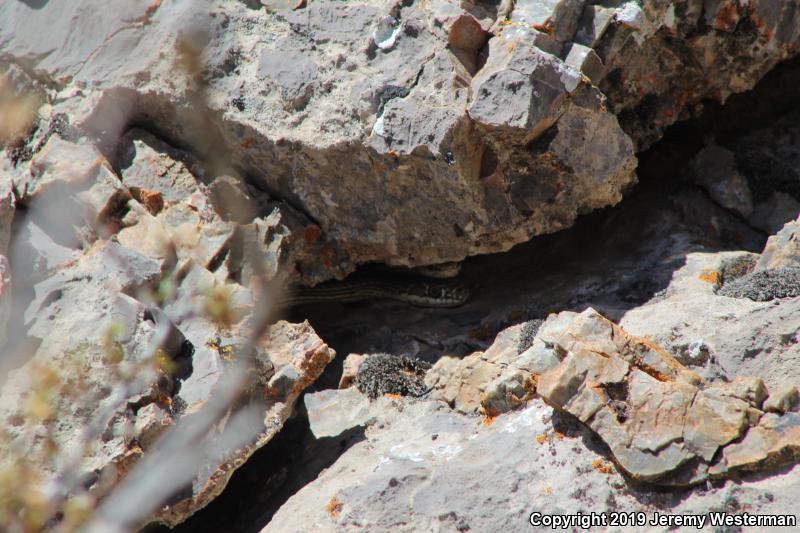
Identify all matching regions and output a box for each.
[355,353,431,399]
[719,254,758,285]
[717,266,800,301]
[517,319,544,354]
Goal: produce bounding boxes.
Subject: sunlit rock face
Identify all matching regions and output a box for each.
[3,0,800,530]
[4,1,797,281]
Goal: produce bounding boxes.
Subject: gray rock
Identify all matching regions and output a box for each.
[692,144,754,219]
[598,1,800,148]
[263,396,800,533]
[0,256,10,348]
[750,193,800,235]
[4,0,799,282]
[258,49,318,111]
[116,129,206,204]
[621,251,800,391]
[758,215,800,270]
[427,307,798,485]
[305,387,376,439]
[0,0,638,285]
[564,42,604,83]
[134,403,173,449]
[22,136,131,245]
[5,0,800,528]
[0,177,13,256]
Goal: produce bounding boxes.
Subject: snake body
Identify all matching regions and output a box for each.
[283,278,470,308]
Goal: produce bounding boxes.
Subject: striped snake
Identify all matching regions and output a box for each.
[282,277,470,308]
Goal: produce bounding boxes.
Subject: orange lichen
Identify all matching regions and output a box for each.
[325,496,343,518]
[592,458,614,474]
[536,433,547,444]
[129,187,164,215]
[698,269,721,284]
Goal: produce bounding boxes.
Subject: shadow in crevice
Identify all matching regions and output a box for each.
[145,410,366,533]
[20,0,49,9]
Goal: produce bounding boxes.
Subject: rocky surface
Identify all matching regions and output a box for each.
[274,393,800,533]
[424,307,800,485]
[621,254,800,395]
[760,214,800,269]
[3,0,800,531]
[273,225,800,530]
[0,111,336,528]
[4,0,799,282]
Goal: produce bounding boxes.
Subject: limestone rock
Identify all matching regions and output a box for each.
[304,387,376,439]
[759,215,800,270]
[262,396,800,533]
[134,403,173,450]
[0,255,10,349]
[4,0,800,527]
[22,136,131,243]
[0,236,336,527]
[3,0,799,282]
[151,318,336,528]
[429,307,799,485]
[338,353,365,389]
[0,177,13,256]
[764,384,800,414]
[621,251,800,391]
[596,1,800,148]
[720,413,800,474]
[426,322,528,413]
[0,0,641,284]
[0,129,336,528]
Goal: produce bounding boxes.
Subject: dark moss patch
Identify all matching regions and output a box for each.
[355,353,431,399]
[719,255,758,285]
[517,319,544,354]
[717,266,800,301]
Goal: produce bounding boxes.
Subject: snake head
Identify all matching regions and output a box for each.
[412,283,470,308]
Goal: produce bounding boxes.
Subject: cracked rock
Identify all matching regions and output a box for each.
[430,307,800,485]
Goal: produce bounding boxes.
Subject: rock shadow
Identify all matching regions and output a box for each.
[145,412,366,533]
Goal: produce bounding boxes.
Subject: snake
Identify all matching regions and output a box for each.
[282,276,470,308]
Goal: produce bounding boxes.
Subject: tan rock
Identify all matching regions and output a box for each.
[134,403,173,449]
[721,413,800,472]
[430,308,800,485]
[758,215,800,270]
[764,384,799,414]
[338,353,365,389]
